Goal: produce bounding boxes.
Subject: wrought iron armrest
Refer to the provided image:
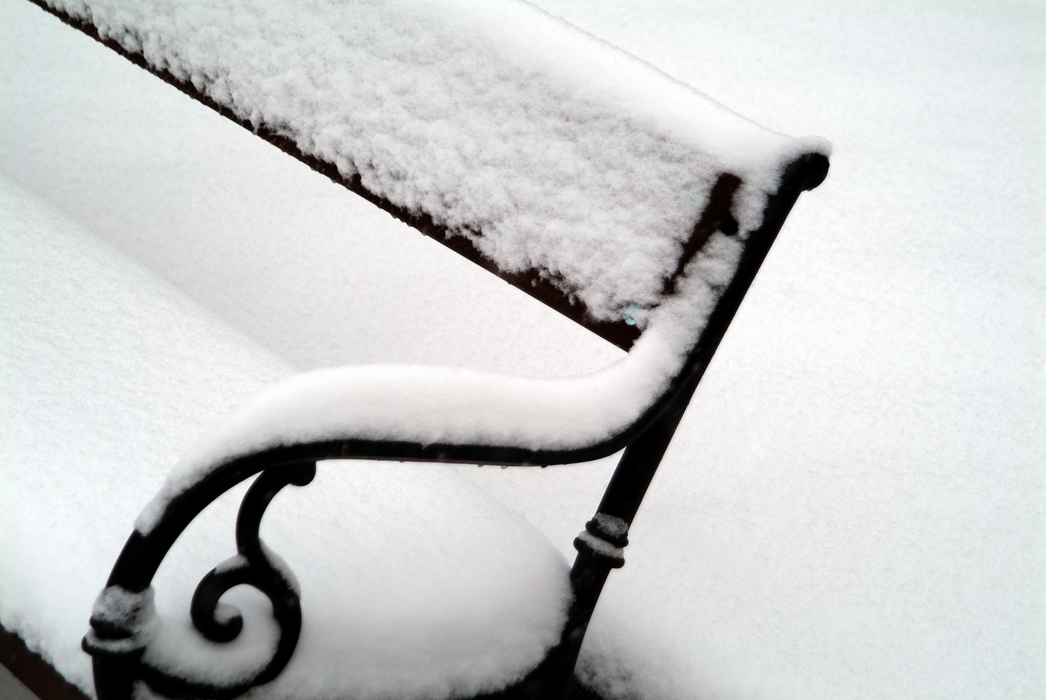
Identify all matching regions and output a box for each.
[82,154,828,700]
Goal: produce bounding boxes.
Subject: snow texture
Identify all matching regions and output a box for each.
[91,586,156,635]
[575,532,625,562]
[0,173,570,698]
[44,0,824,328]
[591,513,628,541]
[2,1,1043,700]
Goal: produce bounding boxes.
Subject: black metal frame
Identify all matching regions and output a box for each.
[80,154,828,700]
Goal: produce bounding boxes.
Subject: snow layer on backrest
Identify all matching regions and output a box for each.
[45,0,823,326]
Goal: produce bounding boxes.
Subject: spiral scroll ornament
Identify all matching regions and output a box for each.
[83,461,316,700]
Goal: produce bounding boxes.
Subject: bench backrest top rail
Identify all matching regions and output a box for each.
[34,0,830,350]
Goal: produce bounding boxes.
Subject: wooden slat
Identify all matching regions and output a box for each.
[0,625,90,700]
[27,0,747,351]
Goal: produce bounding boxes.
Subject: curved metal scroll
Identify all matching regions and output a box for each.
[83,462,316,700]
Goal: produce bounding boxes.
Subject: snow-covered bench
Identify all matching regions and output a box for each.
[21,1,829,699]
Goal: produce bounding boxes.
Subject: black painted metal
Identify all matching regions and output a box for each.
[527,152,829,700]
[83,462,316,700]
[82,152,828,700]
[187,464,315,679]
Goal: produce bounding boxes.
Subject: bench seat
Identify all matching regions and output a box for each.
[0,177,571,700]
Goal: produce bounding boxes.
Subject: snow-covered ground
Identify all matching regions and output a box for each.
[1,1,1043,699]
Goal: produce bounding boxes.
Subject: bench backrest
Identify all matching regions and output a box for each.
[35,0,829,351]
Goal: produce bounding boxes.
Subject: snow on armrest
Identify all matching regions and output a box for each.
[137,229,742,533]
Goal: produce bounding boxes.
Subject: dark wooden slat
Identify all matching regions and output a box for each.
[0,624,91,700]
[18,0,768,350]
[664,173,741,295]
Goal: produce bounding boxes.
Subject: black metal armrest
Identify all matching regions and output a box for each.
[81,153,827,700]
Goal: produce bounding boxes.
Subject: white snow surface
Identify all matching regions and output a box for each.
[0,172,570,699]
[43,0,824,326]
[2,1,1044,700]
